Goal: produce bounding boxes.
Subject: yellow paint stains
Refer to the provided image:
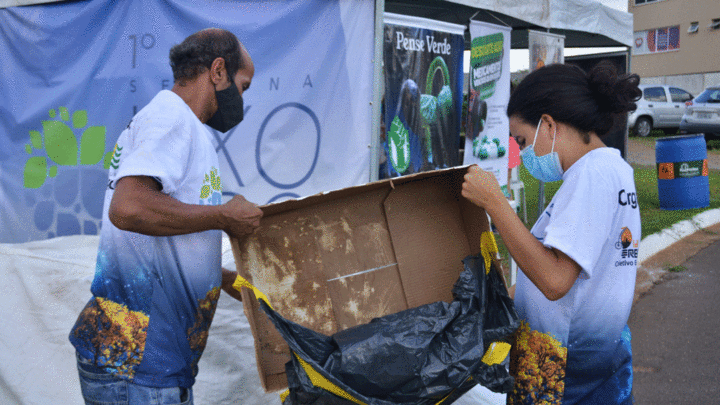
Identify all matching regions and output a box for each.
[314,297,336,334]
[311,216,354,253]
[244,237,300,308]
[356,223,393,264]
[340,280,394,329]
[97,297,149,346]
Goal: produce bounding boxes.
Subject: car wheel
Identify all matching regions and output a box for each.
[634,117,652,137]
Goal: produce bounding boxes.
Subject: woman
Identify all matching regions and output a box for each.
[462,62,641,405]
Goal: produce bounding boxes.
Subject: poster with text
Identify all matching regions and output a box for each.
[529,30,565,70]
[463,21,511,191]
[381,13,465,179]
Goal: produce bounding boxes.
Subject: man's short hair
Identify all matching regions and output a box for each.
[169,29,243,83]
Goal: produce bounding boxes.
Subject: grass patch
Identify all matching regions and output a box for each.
[494,157,720,275]
[667,265,687,273]
[633,165,720,237]
[515,155,720,238]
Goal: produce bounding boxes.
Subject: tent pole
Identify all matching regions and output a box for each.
[369,0,384,182]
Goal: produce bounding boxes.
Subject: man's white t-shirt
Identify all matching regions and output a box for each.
[510,147,640,405]
[70,90,225,388]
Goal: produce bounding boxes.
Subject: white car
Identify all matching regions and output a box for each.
[679,86,720,140]
[628,84,694,137]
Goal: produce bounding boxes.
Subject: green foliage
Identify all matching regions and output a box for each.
[707,140,720,150]
[493,159,719,276]
[633,164,720,238]
[667,265,687,272]
[516,162,720,239]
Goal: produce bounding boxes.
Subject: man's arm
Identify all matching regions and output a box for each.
[221,267,243,302]
[109,176,262,238]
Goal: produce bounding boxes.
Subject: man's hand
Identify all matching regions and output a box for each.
[221,267,243,302]
[220,195,263,239]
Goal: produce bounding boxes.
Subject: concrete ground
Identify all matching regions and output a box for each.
[628,233,720,404]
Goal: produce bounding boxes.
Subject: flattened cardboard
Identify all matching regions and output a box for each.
[231,166,489,392]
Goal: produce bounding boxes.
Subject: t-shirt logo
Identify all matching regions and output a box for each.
[618,189,638,209]
[199,167,222,205]
[615,227,639,265]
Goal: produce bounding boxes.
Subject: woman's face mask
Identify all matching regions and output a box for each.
[206,80,244,133]
[520,119,564,183]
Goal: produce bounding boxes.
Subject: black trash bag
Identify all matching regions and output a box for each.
[263,253,519,405]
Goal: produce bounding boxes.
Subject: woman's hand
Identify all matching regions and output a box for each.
[461,165,506,212]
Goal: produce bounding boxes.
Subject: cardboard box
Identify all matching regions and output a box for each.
[230,166,490,392]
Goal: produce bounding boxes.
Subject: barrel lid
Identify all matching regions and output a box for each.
[656,134,705,144]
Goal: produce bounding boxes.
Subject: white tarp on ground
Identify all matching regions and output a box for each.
[1,235,506,404]
[0,235,283,404]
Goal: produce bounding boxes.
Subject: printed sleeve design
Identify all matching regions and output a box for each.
[508,321,567,405]
[199,167,222,205]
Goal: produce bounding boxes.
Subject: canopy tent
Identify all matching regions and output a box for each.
[386,0,633,48]
[0,0,635,48]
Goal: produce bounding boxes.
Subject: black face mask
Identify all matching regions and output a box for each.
[206,81,244,133]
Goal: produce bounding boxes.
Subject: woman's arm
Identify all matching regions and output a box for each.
[462,166,581,301]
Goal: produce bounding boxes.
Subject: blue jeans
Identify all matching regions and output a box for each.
[76,354,193,405]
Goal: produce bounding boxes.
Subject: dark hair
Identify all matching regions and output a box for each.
[169,29,243,83]
[507,62,641,141]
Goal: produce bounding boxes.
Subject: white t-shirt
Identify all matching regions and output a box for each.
[509,147,640,405]
[70,90,225,388]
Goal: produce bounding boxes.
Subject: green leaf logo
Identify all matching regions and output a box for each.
[388,116,411,174]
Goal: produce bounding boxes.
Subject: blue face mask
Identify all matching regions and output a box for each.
[520,119,564,183]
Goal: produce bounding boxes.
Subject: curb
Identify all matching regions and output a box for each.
[638,208,720,265]
[634,208,720,303]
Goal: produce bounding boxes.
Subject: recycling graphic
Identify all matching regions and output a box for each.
[463,21,512,191]
[381,13,465,179]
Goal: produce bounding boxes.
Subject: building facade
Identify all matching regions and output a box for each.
[629,0,720,95]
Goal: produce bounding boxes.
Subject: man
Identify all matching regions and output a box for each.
[69,28,261,404]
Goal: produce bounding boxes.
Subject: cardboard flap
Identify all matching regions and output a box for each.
[383,172,473,307]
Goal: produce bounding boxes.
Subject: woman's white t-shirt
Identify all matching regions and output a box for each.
[510,147,640,405]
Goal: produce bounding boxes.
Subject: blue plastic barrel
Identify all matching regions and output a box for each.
[656,134,709,210]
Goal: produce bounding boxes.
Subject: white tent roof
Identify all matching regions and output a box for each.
[449,0,632,47]
[387,0,634,48]
[2,0,633,48]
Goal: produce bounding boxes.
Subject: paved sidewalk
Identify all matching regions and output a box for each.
[628,236,720,404]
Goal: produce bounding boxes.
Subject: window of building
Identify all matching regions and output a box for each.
[688,22,699,34]
[633,26,680,55]
[644,87,667,103]
[635,0,664,5]
[710,19,720,30]
[670,88,693,103]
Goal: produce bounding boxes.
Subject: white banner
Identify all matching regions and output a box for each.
[528,30,565,70]
[0,0,375,243]
[463,21,512,191]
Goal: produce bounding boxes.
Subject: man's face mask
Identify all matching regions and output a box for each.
[206,80,244,133]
